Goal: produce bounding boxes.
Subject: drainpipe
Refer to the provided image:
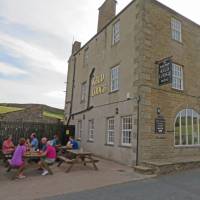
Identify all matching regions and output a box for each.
[136,96,141,166]
[87,68,95,109]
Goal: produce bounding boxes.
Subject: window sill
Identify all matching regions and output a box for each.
[171,38,183,45]
[174,145,200,149]
[171,87,184,93]
[87,140,94,143]
[109,89,119,95]
[104,143,114,147]
[111,40,120,47]
[118,145,132,149]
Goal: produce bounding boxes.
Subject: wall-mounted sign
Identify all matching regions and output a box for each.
[92,73,108,97]
[155,116,165,134]
[158,58,172,86]
[92,74,105,86]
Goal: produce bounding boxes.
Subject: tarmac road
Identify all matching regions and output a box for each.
[42,169,200,200]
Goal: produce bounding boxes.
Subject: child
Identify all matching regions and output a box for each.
[9,138,26,179]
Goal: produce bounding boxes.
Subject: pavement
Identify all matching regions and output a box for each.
[0,158,154,200]
[40,168,200,200]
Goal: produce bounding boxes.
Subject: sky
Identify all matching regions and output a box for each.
[0,0,199,109]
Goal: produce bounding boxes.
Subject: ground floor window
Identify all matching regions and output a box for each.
[88,119,94,142]
[121,116,132,146]
[77,120,82,139]
[107,118,114,145]
[175,109,200,146]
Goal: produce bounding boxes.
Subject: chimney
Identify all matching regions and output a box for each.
[97,0,117,32]
[72,41,81,54]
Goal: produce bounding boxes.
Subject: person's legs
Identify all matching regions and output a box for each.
[17,163,26,178]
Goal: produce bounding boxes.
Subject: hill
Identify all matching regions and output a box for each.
[0,103,64,120]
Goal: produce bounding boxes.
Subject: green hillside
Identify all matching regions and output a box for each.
[0,106,23,114]
[43,111,64,120]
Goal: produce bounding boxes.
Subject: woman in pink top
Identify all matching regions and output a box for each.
[38,141,56,176]
[9,138,26,179]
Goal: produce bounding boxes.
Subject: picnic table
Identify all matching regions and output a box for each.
[7,151,53,180]
[57,149,99,173]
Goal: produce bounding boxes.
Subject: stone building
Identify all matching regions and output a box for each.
[64,0,200,166]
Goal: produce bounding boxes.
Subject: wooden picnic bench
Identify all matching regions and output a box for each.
[7,151,53,180]
[57,149,99,173]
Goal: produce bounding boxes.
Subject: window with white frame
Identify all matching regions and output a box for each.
[175,109,200,146]
[111,66,119,92]
[112,20,120,45]
[107,118,115,145]
[77,120,82,139]
[172,63,183,90]
[88,119,94,141]
[81,82,87,102]
[171,18,182,42]
[121,116,132,146]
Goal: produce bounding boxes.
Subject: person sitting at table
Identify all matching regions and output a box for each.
[30,133,39,151]
[66,136,79,150]
[9,138,26,179]
[51,134,61,150]
[40,137,47,152]
[2,135,15,154]
[38,141,56,176]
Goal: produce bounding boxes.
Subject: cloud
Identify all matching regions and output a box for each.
[44,90,65,99]
[0,61,27,76]
[0,32,67,74]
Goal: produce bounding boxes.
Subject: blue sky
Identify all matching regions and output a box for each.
[0,0,199,108]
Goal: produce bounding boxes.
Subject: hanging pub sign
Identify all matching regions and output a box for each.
[158,58,172,86]
[155,116,165,134]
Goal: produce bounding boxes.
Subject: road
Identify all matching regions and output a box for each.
[42,169,200,200]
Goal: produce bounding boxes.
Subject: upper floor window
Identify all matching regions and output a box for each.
[88,119,94,142]
[175,109,200,146]
[172,63,183,90]
[121,116,132,146]
[171,18,182,42]
[81,81,87,102]
[111,66,119,92]
[107,118,115,145]
[84,48,89,67]
[112,21,120,45]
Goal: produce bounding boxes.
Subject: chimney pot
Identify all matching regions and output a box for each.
[97,0,117,32]
[72,41,81,54]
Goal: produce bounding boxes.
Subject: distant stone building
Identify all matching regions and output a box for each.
[64,0,200,166]
[0,105,60,123]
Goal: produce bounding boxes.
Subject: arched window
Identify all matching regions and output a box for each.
[174,109,200,146]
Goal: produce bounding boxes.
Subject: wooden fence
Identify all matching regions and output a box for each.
[0,121,64,147]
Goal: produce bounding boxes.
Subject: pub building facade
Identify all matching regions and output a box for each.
[64,0,200,166]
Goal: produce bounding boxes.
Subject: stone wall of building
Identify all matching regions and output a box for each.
[138,0,200,162]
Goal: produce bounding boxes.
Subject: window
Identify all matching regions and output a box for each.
[112,21,120,45]
[88,119,94,141]
[175,109,200,146]
[81,82,87,102]
[171,18,182,42]
[107,118,115,145]
[121,116,132,146]
[111,66,119,92]
[172,63,183,90]
[77,120,82,139]
[84,48,89,67]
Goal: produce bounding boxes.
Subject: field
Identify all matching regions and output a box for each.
[0,106,23,114]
